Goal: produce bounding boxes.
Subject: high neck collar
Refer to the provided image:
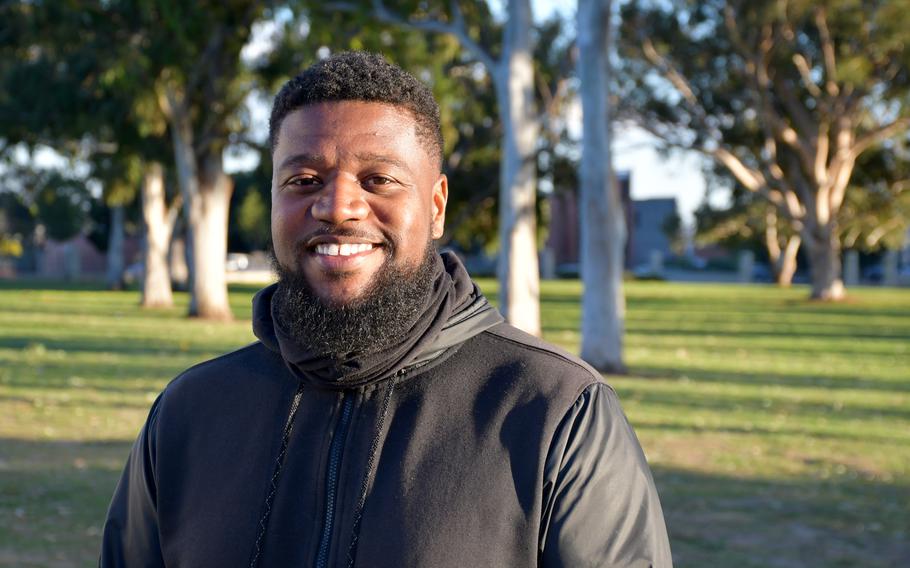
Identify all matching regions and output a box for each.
[253,252,502,390]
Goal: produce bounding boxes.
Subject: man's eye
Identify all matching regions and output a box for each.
[287,176,320,187]
[364,175,394,187]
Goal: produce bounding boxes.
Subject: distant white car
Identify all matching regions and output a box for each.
[226,253,250,272]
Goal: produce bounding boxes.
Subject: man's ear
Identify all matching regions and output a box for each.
[431,173,448,239]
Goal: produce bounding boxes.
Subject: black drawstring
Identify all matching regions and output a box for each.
[249,380,305,568]
[345,372,401,567]
[248,372,400,567]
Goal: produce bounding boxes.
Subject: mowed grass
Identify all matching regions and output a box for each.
[1,279,908,567]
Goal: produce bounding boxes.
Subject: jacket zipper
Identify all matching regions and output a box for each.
[315,393,354,568]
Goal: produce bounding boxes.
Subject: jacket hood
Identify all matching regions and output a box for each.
[252,251,502,389]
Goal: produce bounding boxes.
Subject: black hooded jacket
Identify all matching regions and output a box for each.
[101,254,671,567]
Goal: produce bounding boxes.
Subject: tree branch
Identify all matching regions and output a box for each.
[712,147,765,192]
[791,53,822,98]
[814,119,830,186]
[639,35,729,149]
[814,6,839,97]
[862,215,903,248]
[727,13,817,182]
[853,117,910,157]
[326,0,497,71]
[640,37,697,108]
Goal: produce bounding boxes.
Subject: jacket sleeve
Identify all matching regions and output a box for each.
[99,393,166,567]
[539,382,672,568]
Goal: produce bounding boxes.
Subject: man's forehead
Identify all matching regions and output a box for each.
[273,101,430,169]
[279,101,417,133]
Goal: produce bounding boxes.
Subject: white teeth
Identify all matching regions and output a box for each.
[315,243,374,256]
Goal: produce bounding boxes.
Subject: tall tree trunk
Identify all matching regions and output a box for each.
[105,205,125,290]
[805,222,844,300]
[188,154,233,320]
[495,0,540,336]
[164,87,233,320]
[140,162,176,308]
[578,0,625,373]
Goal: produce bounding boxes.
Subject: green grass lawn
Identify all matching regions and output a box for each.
[1,279,908,567]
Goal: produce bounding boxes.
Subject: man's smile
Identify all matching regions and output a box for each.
[313,242,374,256]
[300,234,386,275]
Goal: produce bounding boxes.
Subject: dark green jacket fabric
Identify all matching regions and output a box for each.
[101,264,671,567]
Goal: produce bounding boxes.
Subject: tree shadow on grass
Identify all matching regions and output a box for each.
[0,336,235,358]
[652,466,909,568]
[540,320,910,341]
[622,290,910,315]
[0,393,158,412]
[0,280,109,292]
[620,383,910,422]
[1,358,190,388]
[624,326,910,341]
[630,366,909,394]
[634,419,906,445]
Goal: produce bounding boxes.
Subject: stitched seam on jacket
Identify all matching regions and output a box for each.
[481,329,614,396]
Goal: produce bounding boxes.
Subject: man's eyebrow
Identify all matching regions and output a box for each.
[276,151,412,174]
[276,153,327,172]
[354,152,411,172]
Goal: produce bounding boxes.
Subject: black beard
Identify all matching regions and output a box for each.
[271,242,439,357]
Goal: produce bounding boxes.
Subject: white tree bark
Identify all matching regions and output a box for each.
[190,155,233,319]
[161,85,233,320]
[140,162,178,308]
[105,204,125,290]
[495,0,541,336]
[577,0,625,372]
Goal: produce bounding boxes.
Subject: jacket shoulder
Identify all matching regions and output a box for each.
[475,322,609,394]
[162,341,288,405]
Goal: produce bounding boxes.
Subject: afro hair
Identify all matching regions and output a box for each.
[269,51,443,168]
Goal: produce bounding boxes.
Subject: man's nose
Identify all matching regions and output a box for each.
[311,176,369,224]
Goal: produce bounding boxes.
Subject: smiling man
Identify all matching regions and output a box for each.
[101,52,671,567]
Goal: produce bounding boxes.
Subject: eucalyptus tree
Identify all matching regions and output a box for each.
[577,0,626,372]
[142,1,271,319]
[618,0,910,300]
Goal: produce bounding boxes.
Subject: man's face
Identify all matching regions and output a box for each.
[271,101,447,305]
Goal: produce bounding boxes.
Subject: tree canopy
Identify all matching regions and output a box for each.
[618,0,910,299]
